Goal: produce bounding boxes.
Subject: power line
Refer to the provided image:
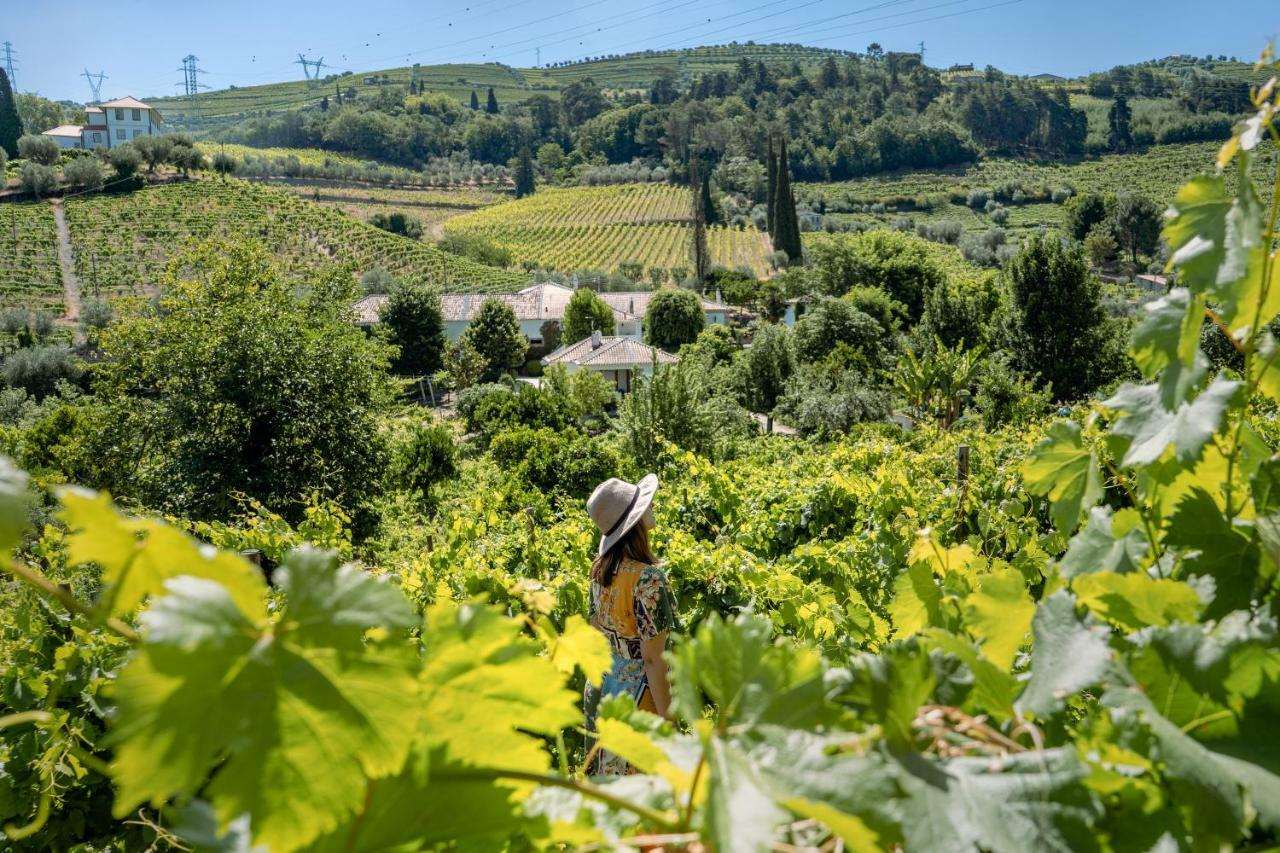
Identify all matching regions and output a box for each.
[295,54,327,80]
[799,0,1029,48]
[177,55,210,127]
[716,0,977,48]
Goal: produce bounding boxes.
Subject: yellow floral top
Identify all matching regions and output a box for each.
[583,557,678,775]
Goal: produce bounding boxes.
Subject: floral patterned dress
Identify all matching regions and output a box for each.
[583,557,678,775]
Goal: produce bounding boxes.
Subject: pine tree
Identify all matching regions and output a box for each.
[514,147,536,199]
[0,69,23,159]
[765,138,777,235]
[470,90,480,110]
[486,87,499,114]
[771,137,802,264]
[1107,95,1133,151]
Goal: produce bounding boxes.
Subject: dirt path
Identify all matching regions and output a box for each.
[50,200,83,342]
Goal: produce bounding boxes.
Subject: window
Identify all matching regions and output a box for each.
[132,109,141,121]
[115,108,124,120]
[116,128,126,140]
[92,132,102,143]
[133,129,142,138]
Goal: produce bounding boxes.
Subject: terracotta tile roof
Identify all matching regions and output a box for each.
[542,335,679,369]
[98,96,154,110]
[42,125,84,137]
[599,289,730,317]
[85,106,103,114]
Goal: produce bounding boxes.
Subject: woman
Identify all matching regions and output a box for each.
[583,474,678,776]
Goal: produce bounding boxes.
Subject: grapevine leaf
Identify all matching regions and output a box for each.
[1164,488,1261,617]
[924,629,1018,723]
[702,735,788,853]
[0,457,29,556]
[1102,684,1244,842]
[548,613,612,686]
[167,801,259,853]
[1250,457,1280,576]
[110,550,420,852]
[890,748,1101,853]
[58,487,267,620]
[1016,592,1112,719]
[668,612,832,730]
[836,643,936,746]
[778,798,883,851]
[595,696,699,792]
[524,775,676,848]
[1072,573,1201,632]
[1164,175,1231,290]
[1059,507,1148,578]
[1251,331,1280,406]
[312,600,584,852]
[887,560,943,638]
[1129,287,1209,408]
[962,568,1034,670]
[1102,377,1239,468]
[1021,421,1103,534]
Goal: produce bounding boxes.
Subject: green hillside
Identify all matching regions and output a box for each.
[145,43,849,126]
[62,180,528,297]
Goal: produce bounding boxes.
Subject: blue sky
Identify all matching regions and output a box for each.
[5,0,1277,102]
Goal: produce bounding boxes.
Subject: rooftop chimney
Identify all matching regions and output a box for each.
[591,329,602,349]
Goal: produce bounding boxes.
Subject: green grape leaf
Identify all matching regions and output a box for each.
[595,696,700,792]
[836,643,936,746]
[524,774,676,848]
[1021,421,1103,534]
[890,748,1101,853]
[1103,684,1245,842]
[887,560,944,638]
[1164,488,1262,617]
[703,734,789,853]
[1102,377,1239,468]
[310,599,584,852]
[962,568,1034,670]
[548,613,612,686]
[924,629,1018,723]
[1250,331,1280,405]
[0,457,29,557]
[1130,287,1209,408]
[1016,592,1112,719]
[1059,507,1148,578]
[1250,457,1280,577]
[59,487,267,620]
[1164,175,1231,288]
[668,613,832,730]
[1073,572,1201,632]
[109,549,420,852]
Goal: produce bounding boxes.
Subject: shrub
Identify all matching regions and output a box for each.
[965,188,990,209]
[380,279,446,376]
[437,233,512,268]
[369,211,424,239]
[63,156,103,190]
[17,134,59,166]
[20,162,58,197]
[3,344,84,400]
[108,144,143,179]
[360,268,397,294]
[644,288,705,352]
[394,420,458,504]
[489,426,619,499]
[792,298,890,371]
[456,382,512,427]
[774,363,890,437]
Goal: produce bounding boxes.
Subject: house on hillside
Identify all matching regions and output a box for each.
[542,330,679,392]
[352,281,731,347]
[41,97,164,151]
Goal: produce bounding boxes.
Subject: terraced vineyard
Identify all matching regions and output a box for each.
[0,204,63,311]
[268,181,505,235]
[798,141,1276,234]
[63,180,528,297]
[445,183,774,275]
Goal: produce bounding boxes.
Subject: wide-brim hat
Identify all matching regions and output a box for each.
[587,474,658,556]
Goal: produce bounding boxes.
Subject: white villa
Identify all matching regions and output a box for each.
[542,331,679,392]
[353,281,732,347]
[41,97,165,151]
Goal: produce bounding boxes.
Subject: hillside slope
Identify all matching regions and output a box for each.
[62,180,527,297]
[146,43,849,126]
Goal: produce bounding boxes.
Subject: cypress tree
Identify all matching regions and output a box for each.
[700,170,720,227]
[514,147,536,199]
[486,87,499,114]
[690,158,710,282]
[470,90,480,110]
[771,137,802,264]
[765,138,777,235]
[0,69,23,159]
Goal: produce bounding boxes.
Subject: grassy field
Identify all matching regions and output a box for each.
[146,44,848,127]
[0,204,63,312]
[796,141,1277,235]
[63,179,528,298]
[445,183,775,276]
[196,143,374,168]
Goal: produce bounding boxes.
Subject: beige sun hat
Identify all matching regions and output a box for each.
[587,474,658,556]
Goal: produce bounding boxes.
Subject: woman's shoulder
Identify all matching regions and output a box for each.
[618,557,663,573]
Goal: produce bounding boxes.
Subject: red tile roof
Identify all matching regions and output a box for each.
[542,335,679,369]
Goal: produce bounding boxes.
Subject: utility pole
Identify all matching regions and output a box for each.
[82,69,108,102]
[178,55,207,128]
[919,41,926,62]
[535,47,541,67]
[295,54,325,81]
[2,42,17,90]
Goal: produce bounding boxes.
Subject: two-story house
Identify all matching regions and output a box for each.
[41,97,164,151]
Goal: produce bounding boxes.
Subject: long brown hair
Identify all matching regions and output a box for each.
[592,522,657,588]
